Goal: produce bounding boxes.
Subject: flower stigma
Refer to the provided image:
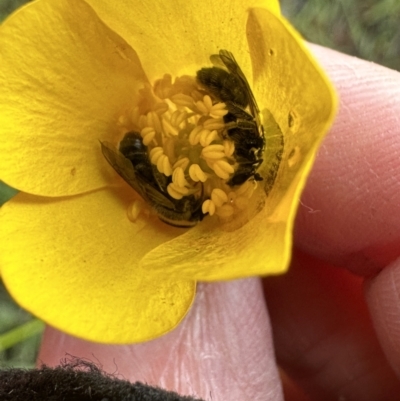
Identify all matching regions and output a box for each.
[101,50,266,228]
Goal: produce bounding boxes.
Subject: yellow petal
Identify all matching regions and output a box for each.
[84,0,280,81]
[247,8,337,224]
[0,0,148,197]
[139,9,337,281]
[0,188,195,343]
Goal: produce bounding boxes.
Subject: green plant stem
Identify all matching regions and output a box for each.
[0,319,45,351]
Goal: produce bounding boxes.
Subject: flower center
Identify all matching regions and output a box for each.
[102,50,265,227]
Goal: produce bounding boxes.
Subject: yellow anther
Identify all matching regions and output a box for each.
[212,160,234,179]
[172,167,188,187]
[223,140,235,157]
[162,155,172,176]
[202,144,225,160]
[211,188,228,207]
[171,93,195,108]
[189,125,203,145]
[209,102,228,118]
[170,110,187,127]
[141,127,156,146]
[147,111,162,133]
[203,118,225,130]
[153,73,173,99]
[189,164,207,182]
[199,129,218,147]
[173,157,190,171]
[149,147,164,164]
[156,154,172,176]
[116,64,263,225]
[196,100,208,115]
[203,95,213,110]
[118,114,129,127]
[167,183,184,200]
[202,199,216,216]
[162,117,179,136]
[167,183,190,199]
[127,199,145,222]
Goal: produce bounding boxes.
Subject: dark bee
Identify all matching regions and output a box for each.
[101,132,203,227]
[196,50,265,186]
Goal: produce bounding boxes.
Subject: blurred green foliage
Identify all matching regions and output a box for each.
[281,0,400,70]
[0,281,43,368]
[0,0,30,21]
[1,0,399,368]
[0,182,17,207]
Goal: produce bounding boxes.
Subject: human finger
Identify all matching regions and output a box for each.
[264,250,400,401]
[265,44,400,400]
[38,279,284,401]
[295,44,400,276]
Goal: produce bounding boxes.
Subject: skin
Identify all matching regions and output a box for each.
[38,44,400,401]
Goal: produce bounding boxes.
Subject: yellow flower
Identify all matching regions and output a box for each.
[0,0,337,343]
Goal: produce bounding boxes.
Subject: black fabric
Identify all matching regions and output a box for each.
[0,360,205,401]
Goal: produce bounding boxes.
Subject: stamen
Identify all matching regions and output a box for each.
[157,154,172,176]
[112,53,265,226]
[141,127,156,146]
[162,116,179,136]
[199,129,218,147]
[118,115,129,127]
[203,95,213,110]
[153,74,173,99]
[211,188,228,207]
[147,111,162,133]
[202,199,216,216]
[173,157,190,171]
[203,118,225,130]
[149,147,164,164]
[127,199,146,222]
[196,99,209,115]
[171,93,195,108]
[172,167,188,187]
[189,164,207,182]
[202,144,225,160]
[211,160,234,179]
[209,102,229,117]
[167,184,184,200]
[153,102,169,115]
[223,140,235,157]
[167,181,198,200]
[189,126,203,145]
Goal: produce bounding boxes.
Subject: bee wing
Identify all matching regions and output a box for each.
[217,50,261,119]
[101,141,141,190]
[209,53,226,69]
[100,141,176,210]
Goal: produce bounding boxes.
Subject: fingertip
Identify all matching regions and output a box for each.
[38,280,285,401]
[295,45,400,275]
[365,256,400,378]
